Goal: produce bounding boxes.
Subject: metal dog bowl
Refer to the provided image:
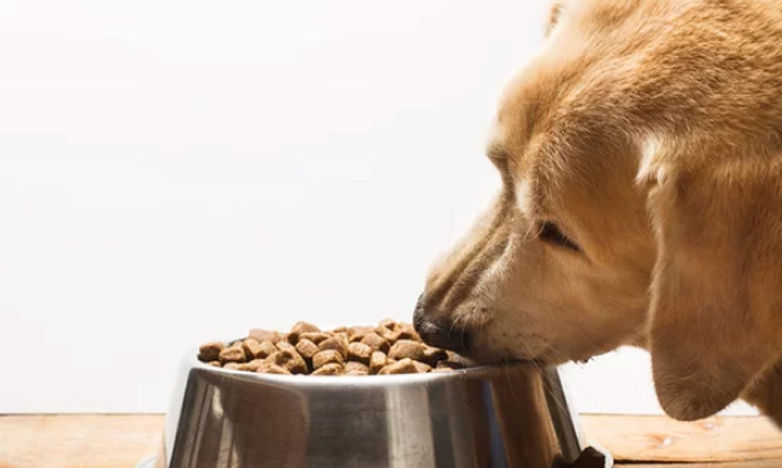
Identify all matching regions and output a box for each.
[155,351,588,467]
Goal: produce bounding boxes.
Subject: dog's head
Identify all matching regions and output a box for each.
[415,0,782,421]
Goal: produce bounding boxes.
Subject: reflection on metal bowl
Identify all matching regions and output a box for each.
[157,352,587,467]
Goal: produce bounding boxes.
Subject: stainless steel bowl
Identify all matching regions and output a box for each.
[157,351,588,467]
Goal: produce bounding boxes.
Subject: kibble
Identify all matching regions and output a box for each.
[273,349,308,374]
[288,321,320,342]
[249,329,281,344]
[378,358,418,375]
[238,359,266,372]
[259,363,291,375]
[299,332,330,344]
[378,318,397,330]
[360,332,390,353]
[241,338,265,360]
[348,326,375,342]
[369,351,387,374]
[347,342,373,364]
[312,362,344,375]
[375,326,400,343]
[198,341,224,362]
[276,341,297,354]
[219,346,246,364]
[396,323,421,341]
[318,334,349,357]
[422,346,448,366]
[257,341,277,358]
[345,361,369,374]
[312,349,343,369]
[388,340,427,361]
[198,319,474,376]
[295,339,320,360]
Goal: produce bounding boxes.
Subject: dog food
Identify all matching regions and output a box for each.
[197,319,474,376]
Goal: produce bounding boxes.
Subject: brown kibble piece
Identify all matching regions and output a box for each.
[345,361,369,374]
[219,346,247,364]
[388,340,427,361]
[198,341,225,362]
[249,329,281,344]
[421,346,448,366]
[436,361,458,371]
[199,321,473,376]
[312,362,344,375]
[445,350,474,369]
[378,318,397,330]
[369,351,387,374]
[318,334,349,357]
[360,333,390,353]
[299,332,330,344]
[273,350,309,374]
[276,340,297,354]
[312,349,344,369]
[259,363,291,375]
[291,321,320,333]
[288,321,321,342]
[378,358,418,375]
[347,342,373,364]
[241,338,266,359]
[348,326,375,342]
[296,339,319,359]
[238,359,266,372]
[396,323,421,341]
[256,341,276,358]
[375,326,400,342]
[278,333,293,344]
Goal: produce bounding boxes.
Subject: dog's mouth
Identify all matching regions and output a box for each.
[414,315,472,353]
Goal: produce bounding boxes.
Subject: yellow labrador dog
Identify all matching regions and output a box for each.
[414,0,782,427]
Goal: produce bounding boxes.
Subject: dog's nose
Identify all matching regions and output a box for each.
[413,294,470,352]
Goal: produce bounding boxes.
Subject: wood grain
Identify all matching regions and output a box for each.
[582,414,782,463]
[0,414,163,468]
[616,464,782,468]
[0,413,779,467]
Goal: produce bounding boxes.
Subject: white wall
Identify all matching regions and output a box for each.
[0,0,755,415]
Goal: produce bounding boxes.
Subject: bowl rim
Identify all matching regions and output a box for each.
[189,345,547,387]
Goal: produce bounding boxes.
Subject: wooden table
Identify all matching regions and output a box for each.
[0,414,779,467]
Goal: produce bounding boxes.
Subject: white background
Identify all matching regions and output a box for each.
[0,0,755,415]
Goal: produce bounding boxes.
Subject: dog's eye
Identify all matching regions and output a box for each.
[538,221,580,252]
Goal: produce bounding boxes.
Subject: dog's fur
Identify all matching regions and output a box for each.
[417,0,782,426]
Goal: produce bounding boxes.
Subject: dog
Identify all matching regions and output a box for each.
[413,0,782,427]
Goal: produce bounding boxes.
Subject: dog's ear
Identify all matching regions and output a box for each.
[640,148,782,421]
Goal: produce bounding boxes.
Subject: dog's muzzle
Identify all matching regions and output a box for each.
[413,294,470,352]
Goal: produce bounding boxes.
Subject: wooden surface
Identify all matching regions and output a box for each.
[0,414,779,467]
[0,414,162,468]
[582,414,782,463]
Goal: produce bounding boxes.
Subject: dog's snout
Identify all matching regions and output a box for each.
[413,294,470,352]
